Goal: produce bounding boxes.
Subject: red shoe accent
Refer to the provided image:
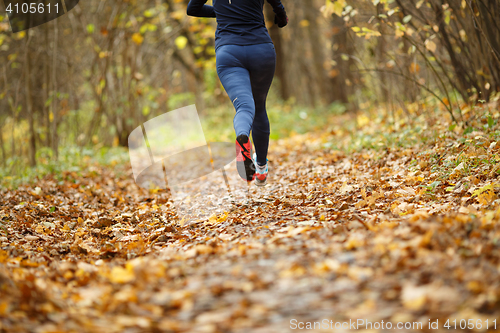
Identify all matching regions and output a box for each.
[236,139,252,162]
[256,173,267,181]
[235,135,255,181]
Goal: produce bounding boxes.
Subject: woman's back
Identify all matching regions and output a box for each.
[214,0,267,23]
[187,0,286,49]
[214,0,269,49]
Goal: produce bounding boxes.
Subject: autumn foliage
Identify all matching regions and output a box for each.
[2,106,500,331]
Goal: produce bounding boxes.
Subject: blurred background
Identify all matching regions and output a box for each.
[0,0,499,180]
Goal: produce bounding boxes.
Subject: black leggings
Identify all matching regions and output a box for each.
[216,43,276,166]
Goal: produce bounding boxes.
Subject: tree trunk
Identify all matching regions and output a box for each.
[304,0,333,104]
[377,3,389,104]
[51,19,59,160]
[44,22,51,148]
[0,123,6,168]
[265,3,290,101]
[330,14,350,104]
[24,34,37,167]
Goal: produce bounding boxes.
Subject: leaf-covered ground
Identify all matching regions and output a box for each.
[1,112,500,332]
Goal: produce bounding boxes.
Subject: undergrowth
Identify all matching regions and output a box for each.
[2,94,499,190]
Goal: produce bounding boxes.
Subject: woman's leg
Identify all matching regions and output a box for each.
[248,43,276,166]
[216,44,257,181]
[216,45,255,137]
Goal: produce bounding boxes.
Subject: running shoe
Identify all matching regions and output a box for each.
[236,134,255,181]
[253,152,268,186]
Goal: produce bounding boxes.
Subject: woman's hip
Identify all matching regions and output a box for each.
[216,43,275,70]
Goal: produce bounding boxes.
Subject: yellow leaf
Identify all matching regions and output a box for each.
[21,260,39,267]
[345,238,363,250]
[35,224,44,233]
[409,210,429,222]
[0,301,8,315]
[132,33,144,45]
[217,211,229,223]
[0,23,9,33]
[333,0,346,16]
[410,63,420,73]
[287,226,310,237]
[419,230,434,247]
[357,114,370,127]
[404,294,426,310]
[466,281,483,293]
[0,250,8,263]
[171,10,185,20]
[340,181,354,194]
[395,29,405,38]
[355,199,367,208]
[175,36,188,50]
[110,266,135,284]
[402,285,427,310]
[425,40,436,53]
[472,184,495,197]
[477,190,495,205]
[321,1,335,18]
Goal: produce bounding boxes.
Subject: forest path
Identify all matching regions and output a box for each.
[1,130,499,332]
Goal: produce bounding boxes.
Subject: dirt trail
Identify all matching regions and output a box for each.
[1,132,499,332]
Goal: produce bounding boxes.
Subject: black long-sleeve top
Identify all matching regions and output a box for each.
[187,0,286,50]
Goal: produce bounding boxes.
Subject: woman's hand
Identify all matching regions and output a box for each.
[274,13,288,28]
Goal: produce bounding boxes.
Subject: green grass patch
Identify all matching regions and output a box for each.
[0,146,129,190]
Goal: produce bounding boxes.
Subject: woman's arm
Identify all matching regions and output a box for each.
[266,0,288,27]
[266,0,286,16]
[187,0,216,18]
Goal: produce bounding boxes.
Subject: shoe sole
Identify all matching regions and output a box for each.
[255,178,267,186]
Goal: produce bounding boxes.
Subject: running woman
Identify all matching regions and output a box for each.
[187,0,288,185]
